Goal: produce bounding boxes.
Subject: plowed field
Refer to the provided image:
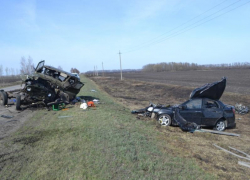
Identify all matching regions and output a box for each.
[105,69,250,95]
[90,70,250,180]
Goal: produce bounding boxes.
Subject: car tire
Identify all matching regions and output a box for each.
[0,91,8,106]
[158,114,172,126]
[16,95,22,110]
[214,120,226,131]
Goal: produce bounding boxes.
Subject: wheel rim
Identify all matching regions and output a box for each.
[159,115,170,126]
[0,93,3,105]
[216,121,225,131]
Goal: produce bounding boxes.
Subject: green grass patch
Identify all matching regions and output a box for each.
[0,76,215,180]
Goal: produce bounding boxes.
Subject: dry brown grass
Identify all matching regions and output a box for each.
[91,76,250,180]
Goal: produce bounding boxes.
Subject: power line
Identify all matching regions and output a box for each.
[123,0,249,54]
[147,0,250,47]
[124,0,230,52]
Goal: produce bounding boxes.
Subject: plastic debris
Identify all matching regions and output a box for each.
[87,101,96,107]
[80,102,88,109]
[91,89,97,92]
[93,99,100,104]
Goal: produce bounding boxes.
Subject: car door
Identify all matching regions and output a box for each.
[180,99,202,125]
[202,99,223,126]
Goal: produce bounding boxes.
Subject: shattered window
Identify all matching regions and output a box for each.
[59,73,68,82]
[58,76,66,81]
[186,99,202,109]
[69,78,75,85]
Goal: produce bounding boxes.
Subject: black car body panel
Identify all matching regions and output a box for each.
[190,77,226,100]
[157,98,236,129]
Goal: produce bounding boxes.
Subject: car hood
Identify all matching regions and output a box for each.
[190,77,226,100]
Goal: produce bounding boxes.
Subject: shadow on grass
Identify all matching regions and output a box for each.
[77,96,99,101]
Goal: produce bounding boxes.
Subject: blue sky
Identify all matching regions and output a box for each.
[0,0,249,73]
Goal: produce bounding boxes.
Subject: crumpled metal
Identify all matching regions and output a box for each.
[235,103,249,115]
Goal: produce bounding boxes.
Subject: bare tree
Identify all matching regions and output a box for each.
[70,68,80,74]
[16,69,19,75]
[20,56,34,75]
[5,67,9,76]
[0,65,3,76]
[11,68,15,76]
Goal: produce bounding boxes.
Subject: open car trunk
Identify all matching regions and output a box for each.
[190,77,226,100]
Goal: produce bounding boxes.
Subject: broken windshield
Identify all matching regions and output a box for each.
[35,60,45,73]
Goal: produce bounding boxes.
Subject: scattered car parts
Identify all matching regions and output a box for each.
[235,103,249,114]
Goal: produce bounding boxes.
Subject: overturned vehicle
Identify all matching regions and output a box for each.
[132,77,236,131]
[0,60,84,110]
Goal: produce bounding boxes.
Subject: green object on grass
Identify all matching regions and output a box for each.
[52,103,65,111]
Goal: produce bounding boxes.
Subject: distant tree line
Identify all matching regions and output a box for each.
[201,62,250,70]
[142,62,250,72]
[142,62,200,72]
[0,56,35,84]
[85,69,141,76]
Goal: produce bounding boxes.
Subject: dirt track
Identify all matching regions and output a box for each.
[0,85,34,140]
[0,106,35,140]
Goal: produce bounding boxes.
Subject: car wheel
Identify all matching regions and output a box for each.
[0,91,8,106]
[214,120,226,131]
[16,95,22,110]
[158,114,171,126]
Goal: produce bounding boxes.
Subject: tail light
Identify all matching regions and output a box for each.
[232,107,235,115]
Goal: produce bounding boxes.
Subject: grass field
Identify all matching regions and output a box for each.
[0,81,22,89]
[0,76,214,180]
[90,76,250,180]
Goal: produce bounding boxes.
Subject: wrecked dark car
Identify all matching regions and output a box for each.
[0,60,84,110]
[155,77,236,131]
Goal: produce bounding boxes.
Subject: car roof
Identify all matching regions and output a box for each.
[43,65,73,77]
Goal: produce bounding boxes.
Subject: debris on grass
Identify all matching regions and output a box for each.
[87,101,96,107]
[238,161,250,168]
[93,99,100,104]
[195,129,240,137]
[214,144,250,168]
[235,103,249,114]
[213,144,250,161]
[58,116,73,118]
[1,115,14,119]
[80,102,88,109]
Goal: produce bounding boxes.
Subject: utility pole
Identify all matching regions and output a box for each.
[119,51,123,80]
[93,66,95,76]
[96,66,98,76]
[102,62,104,77]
